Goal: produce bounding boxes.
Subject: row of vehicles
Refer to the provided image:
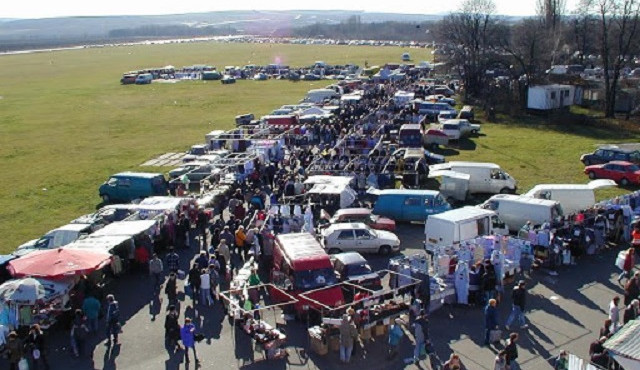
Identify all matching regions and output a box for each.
[580,145,640,185]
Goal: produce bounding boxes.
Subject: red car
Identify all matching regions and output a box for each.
[328,208,396,232]
[584,161,640,186]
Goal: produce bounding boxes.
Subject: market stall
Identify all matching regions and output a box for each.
[220,283,297,361]
[7,248,112,280]
[0,277,74,330]
[302,271,421,356]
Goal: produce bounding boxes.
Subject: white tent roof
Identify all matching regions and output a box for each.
[91,220,156,237]
[65,235,131,253]
[304,175,354,187]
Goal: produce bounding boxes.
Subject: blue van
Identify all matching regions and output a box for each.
[99,172,168,203]
[371,189,451,222]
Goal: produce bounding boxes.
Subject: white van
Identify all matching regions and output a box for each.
[480,194,563,232]
[522,179,616,215]
[424,207,508,252]
[303,89,339,104]
[429,161,517,195]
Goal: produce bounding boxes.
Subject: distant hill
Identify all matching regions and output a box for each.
[0,10,439,41]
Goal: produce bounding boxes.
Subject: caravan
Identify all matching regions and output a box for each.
[480,194,563,232]
[523,180,616,214]
[424,207,508,253]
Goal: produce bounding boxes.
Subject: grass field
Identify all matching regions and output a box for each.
[0,42,429,252]
[0,41,639,254]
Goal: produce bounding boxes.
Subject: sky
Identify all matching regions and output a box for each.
[4,0,580,19]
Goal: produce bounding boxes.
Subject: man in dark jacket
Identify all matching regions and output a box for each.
[26,324,49,370]
[623,299,639,324]
[164,305,181,351]
[484,298,499,345]
[505,280,528,330]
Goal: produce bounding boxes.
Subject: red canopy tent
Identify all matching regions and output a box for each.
[8,248,112,279]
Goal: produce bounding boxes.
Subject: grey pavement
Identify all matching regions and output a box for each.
[19,223,631,370]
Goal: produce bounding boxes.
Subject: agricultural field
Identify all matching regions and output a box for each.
[0,41,638,253]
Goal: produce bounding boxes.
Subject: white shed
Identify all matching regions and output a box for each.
[527,84,575,111]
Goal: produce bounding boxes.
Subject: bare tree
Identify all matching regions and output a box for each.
[587,0,640,117]
[537,0,567,31]
[437,0,501,101]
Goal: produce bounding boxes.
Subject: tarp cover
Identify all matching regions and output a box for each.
[604,320,640,366]
[91,220,156,238]
[8,248,112,280]
[65,235,131,253]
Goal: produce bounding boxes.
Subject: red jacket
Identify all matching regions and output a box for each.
[623,252,635,272]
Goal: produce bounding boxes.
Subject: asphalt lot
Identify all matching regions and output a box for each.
[19,223,631,370]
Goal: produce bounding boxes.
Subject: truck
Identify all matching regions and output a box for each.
[424,207,508,253]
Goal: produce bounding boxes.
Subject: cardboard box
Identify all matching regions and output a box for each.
[374,324,387,337]
[329,336,340,352]
[310,336,328,355]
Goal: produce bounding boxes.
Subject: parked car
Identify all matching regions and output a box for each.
[253,73,268,81]
[168,161,211,179]
[580,146,640,165]
[134,73,153,84]
[328,208,396,231]
[221,75,236,84]
[424,128,450,148]
[425,94,456,106]
[331,252,382,291]
[16,223,94,252]
[98,172,168,203]
[584,161,640,186]
[120,73,138,84]
[440,119,481,137]
[320,223,401,255]
[302,74,321,81]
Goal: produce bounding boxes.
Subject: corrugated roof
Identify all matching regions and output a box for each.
[603,319,640,360]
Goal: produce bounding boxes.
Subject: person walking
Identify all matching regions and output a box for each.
[105,294,121,345]
[71,309,89,358]
[505,281,528,330]
[164,305,181,351]
[217,238,231,279]
[5,331,23,370]
[200,269,212,306]
[387,317,405,360]
[82,295,101,333]
[624,272,640,306]
[165,247,180,273]
[623,299,639,324]
[443,353,467,370]
[609,296,621,332]
[412,310,429,364]
[484,298,499,345]
[180,318,199,365]
[188,264,201,304]
[165,272,178,306]
[149,253,164,291]
[25,324,49,370]
[494,350,508,370]
[618,247,635,284]
[504,333,520,370]
[235,225,247,260]
[338,313,358,364]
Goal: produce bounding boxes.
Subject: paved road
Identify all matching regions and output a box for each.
[16,223,630,369]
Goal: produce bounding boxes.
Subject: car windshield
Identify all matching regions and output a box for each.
[346,263,372,276]
[293,268,337,290]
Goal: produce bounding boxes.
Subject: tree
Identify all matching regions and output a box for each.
[437,0,501,101]
[586,0,640,117]
[537,0,567,31]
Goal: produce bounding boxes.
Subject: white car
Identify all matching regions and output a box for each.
[320,223,401,255]
[439,119,481,139]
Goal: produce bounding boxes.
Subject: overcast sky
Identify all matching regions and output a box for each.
[5,0,580,19]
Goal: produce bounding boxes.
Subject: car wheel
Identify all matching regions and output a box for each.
[588,171,596,180]
[499,188,512,194]
[101,194,110,203]
[379,245,392,255]
[328,248,341,255]
[620,178,629,186]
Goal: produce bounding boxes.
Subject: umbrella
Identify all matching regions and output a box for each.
[8,248,112,280]
[0,278,45,305]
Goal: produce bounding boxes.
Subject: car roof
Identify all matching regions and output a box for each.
[333,252,367,265]
[334,208,372,216]
[326,222,369,231]
[605,161,635,165]
[112,172,164,179]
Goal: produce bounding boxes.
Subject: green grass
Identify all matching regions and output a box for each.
[1,41,638,253]
[0,42,427,252]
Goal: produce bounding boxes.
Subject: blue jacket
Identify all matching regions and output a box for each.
[388,324,403,346]
[485,305,498,329]
[180,323,196,348]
